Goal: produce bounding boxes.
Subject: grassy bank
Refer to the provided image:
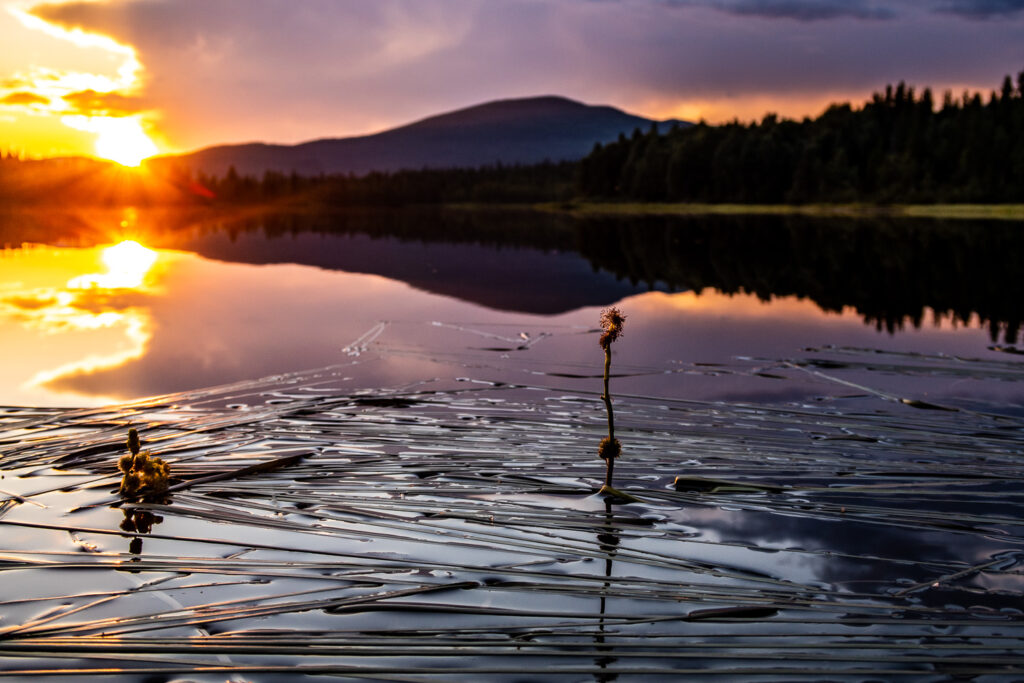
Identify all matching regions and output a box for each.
[537,201,1024,221]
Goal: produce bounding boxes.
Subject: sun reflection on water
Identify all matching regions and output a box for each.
[0,239,163,405]
[68,240,158,290]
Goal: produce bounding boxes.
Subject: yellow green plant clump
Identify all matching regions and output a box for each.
[118,428,170,496]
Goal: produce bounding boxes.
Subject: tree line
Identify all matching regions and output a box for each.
[196,161,576,205]
[580,71,1024,203]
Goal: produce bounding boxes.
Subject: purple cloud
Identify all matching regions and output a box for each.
[935,0,1024,17]
[667,0,898,21]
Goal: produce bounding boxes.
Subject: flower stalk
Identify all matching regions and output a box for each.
[598,307,625,490]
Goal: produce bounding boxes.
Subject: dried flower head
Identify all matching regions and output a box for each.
[599,307,626,349]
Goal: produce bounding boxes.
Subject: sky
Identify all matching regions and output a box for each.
[0,0,1022,162]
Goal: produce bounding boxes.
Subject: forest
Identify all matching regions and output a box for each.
[580,72,1024,203]
[1,71,1022,206]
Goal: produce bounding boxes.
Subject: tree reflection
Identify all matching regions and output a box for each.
[175,209,1024,344]
[3,207,1023,342]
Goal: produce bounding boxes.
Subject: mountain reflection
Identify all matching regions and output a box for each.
[153,208,1024,343]
[1,206,1022,406]
[3,207,1023,343]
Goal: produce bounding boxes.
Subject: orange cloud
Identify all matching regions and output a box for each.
[1,91,50,107]
[3,294,59,311]
[62,88,147,117]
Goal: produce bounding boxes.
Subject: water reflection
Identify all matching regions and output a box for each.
[157,208,1024,344]
[0,238,162,405]
[120,503,164,557]
[594,498,619,682]
[0,207,1021,407]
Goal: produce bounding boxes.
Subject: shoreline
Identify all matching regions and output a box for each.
[533,201,1024,221]
[4,201,1024,222]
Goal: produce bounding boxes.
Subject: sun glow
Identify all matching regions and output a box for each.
[63,115,159,166]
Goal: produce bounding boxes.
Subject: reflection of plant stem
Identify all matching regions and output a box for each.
[598,308,625,491]
[594,498,619,682]
[119,504,165,564]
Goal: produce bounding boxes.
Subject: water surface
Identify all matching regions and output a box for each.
[1,207,1021,407]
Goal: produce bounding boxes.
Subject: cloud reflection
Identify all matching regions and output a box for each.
[0,240,161,404]
[0,221,1013,408]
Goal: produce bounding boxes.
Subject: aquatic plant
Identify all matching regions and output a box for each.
[598,307,625,493]
[117,428,170,497]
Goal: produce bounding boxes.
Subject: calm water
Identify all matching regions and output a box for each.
[0,207,1021,408]
[3,207,1024,680]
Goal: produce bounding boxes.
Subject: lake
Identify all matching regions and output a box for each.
[1,206,1022,409]
[2,206,1024,680]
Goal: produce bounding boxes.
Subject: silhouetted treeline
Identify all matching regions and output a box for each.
[580,72,1024,203]
[198,162,576,205]
[0,153,575,206]
[0,154,197,206]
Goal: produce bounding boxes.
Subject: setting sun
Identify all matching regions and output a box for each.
[80,116,159,166]
[62,114,159,166]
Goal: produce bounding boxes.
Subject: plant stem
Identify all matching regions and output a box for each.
[602,346,615,488]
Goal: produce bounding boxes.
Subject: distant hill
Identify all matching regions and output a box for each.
[150,96,688,177]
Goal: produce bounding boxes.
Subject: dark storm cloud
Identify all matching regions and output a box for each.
[935,0,1024,18]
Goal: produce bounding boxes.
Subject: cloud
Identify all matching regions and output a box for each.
[671,0,898,21]
[0,91,50,107]
[20,0,1024,149]
[935,0,1024,17]
[62,88,146,116]
[2,294,58,310]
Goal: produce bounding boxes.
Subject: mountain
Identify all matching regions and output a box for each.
[151,96,688,177]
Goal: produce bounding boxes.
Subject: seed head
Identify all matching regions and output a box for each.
[599,307,626,349]
[598,436,621,461]
[127,428,141,456]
